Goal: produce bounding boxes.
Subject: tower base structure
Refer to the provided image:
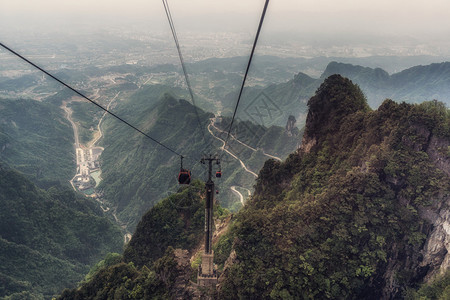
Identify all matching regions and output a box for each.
[197,251,218,287]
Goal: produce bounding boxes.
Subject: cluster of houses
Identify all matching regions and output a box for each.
[71,147,103,192]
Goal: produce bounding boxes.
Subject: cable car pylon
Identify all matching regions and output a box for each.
[197,154,220,287]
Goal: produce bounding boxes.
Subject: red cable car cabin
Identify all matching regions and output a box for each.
[216,171,222,178]
[178,169,191,184]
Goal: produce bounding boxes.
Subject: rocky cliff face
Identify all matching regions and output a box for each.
[419,132,450,282]
[285,115,297,136]
[167,249,196,300]
[419,194,450,280]
[376,118,450,298]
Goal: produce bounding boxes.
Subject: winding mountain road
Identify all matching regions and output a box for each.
[209,121,282,161]
[231,186,252,206]
[207,118,260,205]
[207,120,258,178]
[208,117,285,205]
[88,91,120,148]
[230,186,243,205]
[61,101,80,148]
[262,150,282,162]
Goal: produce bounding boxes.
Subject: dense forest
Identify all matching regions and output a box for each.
[218,75,450,299]
[0,165,123,299]
[58,180,230,299]
[0,98,74,188]
[55,75,450,299]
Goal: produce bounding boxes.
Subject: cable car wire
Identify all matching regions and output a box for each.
[221,0,270,157]
[162,0,206,142]
[2,0,269,180]
[0,42,183,158]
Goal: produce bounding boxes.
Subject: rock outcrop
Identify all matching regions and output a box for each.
[419,133,450,282]
[285,115,297,136]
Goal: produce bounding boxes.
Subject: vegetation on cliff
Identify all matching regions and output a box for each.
[123,180,206,268]
[406,270,450,299]
[218,75,450,299]
[58,181,229,299]
[58,248,181,300]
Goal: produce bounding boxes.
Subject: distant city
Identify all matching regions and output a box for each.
[2,29,450,76]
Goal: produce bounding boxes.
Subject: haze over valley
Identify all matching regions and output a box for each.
[1,0,450,299]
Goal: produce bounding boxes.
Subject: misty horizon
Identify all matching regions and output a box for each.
[2,1,450,42]
[1,0,450,76]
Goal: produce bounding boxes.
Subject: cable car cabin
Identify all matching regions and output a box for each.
[178,169,191,184]
[216,171,222,178]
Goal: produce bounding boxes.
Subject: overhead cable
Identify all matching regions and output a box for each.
[0,42,183,157]
[162,0,206,141]
[222,0,270,155]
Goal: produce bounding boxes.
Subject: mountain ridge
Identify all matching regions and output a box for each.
[236,61,450,128]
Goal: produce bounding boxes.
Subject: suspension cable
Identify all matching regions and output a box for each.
[0,42,183,158]
[222,0,270,155]
[162,0,206,141]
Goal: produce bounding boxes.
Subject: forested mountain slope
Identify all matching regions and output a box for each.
[98,86,299,231]
[0,165,123,299]
[218,75,450,299]
[98,86,214,230]
[58,180,227,299]
[0,98,74,188]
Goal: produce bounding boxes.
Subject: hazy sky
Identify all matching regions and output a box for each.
[2,0,450,37]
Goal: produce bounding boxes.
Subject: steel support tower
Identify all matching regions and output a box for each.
[197,155,219,287]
